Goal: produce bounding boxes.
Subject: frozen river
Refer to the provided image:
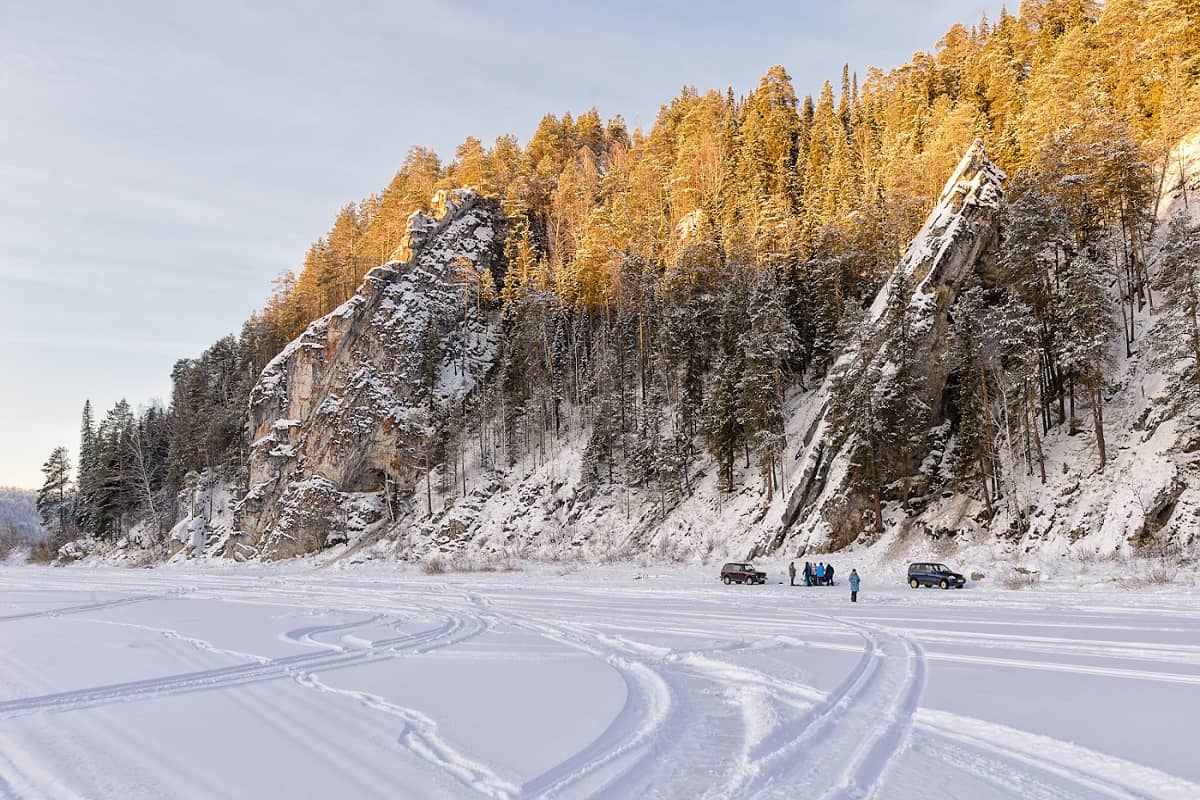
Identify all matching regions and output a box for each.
[1,563,1198,799]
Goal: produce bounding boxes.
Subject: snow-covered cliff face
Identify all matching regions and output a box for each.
[239,189,504,558]
[370,135,1197,569]
[775,141,1006,553]
[228,137,1198,569]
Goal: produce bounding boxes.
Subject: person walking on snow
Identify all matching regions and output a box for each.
[849,569,860,603]
[788,561,797,586]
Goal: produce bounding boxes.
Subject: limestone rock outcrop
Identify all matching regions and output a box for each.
[238,189,504,558]
[772,141,1006,553]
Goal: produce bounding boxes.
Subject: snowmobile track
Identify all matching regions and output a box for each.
[0,612,475,720]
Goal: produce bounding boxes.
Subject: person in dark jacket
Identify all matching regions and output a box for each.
[826,564,835,586]
[849,569,860,602]
[803,562,813,586]
[788,561,796,586]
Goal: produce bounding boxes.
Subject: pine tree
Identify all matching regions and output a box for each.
[828,330,886,532]
[949,286,999,516]
[1153,212,1200,388]
[76,400,98,533]
[735,271,798,499]
[1060,240,1114,471]
[700,351,743,492]
[873,273,931,480]
[37,446,73,540]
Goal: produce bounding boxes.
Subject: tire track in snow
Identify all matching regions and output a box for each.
[90,603,501,798]
[204,597,512,798]
[87,619,274,664]
[0,732,85,800]
[829,616,1197,799]
[0,587,194,623]
[911,732,1100,800]
[462,600,673,800]
[0,613,471,720]
[824,626,925,800]
[915,711,1199,800]
[571,631,754,800]
[294,672,519,799]
[693,612,926,800]
[675,619,1188,800]
[275,602,516,795]
[282,614,387,653]
[908,628,1200,668]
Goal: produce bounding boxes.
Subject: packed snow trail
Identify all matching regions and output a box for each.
[2,563,1199,799]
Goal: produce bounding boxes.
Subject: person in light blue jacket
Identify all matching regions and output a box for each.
[848,569,860,602]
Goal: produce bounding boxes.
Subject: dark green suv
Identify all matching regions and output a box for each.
[908,562,966,589]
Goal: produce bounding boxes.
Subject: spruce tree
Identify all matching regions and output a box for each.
[1153,212,1200,388]
[37,446,73,540]
[77,400,98,533]
[735,271,798,499]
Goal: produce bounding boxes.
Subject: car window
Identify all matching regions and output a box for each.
[934,564,948,572]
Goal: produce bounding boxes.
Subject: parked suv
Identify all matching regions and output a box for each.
[720,562,767,585]
[908,562,966,589]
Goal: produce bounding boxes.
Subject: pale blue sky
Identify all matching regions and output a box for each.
[0,1,1000,488]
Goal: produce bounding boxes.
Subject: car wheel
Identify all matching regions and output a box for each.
[940,579,949,590]
[723,576,732,585]
[909,578,919,589]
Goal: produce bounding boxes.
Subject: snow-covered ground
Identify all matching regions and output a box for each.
[2,563,1198,799]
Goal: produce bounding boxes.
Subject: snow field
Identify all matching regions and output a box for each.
[1,563,1199,799]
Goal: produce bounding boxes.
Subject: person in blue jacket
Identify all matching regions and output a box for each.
[849,569,860,602]
[816,562,825,584]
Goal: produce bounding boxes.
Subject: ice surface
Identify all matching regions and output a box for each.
[2,563,1197,799]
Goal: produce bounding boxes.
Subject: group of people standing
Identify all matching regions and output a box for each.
[788,561,862,602]
[790,561,835,586]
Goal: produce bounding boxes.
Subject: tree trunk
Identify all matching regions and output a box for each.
[1189,271,1200,387]
[1026,382,1047,484]
[425,435,433,517]
[979,469,994,518]
[1089,360,1107,472]
[978,359,1000,501]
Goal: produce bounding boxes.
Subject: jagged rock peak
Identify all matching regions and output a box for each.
[390,187,481,264]
[773,140,1006,554]
[239,188,504,559]
[866,139,1005,325]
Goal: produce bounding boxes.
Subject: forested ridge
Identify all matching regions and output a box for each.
[37,0,1200,558]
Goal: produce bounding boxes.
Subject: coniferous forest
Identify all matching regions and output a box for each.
[39,1,1200,560]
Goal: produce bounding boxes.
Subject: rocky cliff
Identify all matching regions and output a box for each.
[222,138,1197,568]
[771,140,1006,553]
[238,189,504,558]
